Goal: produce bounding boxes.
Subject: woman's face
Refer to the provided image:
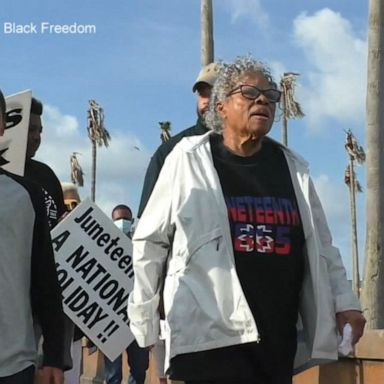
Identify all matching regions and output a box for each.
[218,71,277,139]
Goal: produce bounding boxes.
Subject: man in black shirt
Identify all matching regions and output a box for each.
[137,63,219,217]
[23,97,72,373]
[24,97,66,228]
[137,64,218,384]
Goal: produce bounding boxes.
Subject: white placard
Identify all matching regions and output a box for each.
[0,90,31,175]
[51,198,135,361]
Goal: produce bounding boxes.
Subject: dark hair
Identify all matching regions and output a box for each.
[31,97,43,115]
[0,89,6,117]
[112,204,132,216]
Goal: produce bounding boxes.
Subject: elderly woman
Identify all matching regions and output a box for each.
[128,56,365,384]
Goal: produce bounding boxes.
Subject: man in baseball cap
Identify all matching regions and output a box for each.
[138,62,219,217]
[191,62,220,119]
[192,62,219,92]
[137,61,219,384]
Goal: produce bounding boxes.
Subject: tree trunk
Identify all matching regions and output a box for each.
[361,0,384,328]
[201,0,214,66]
[91,141,96,202]
[348,159,360,297]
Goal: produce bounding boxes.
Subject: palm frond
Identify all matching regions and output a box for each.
[70,152,84,187]
[344,165,363,192]
[159,121,172,143]
[280,72,305,119]
[345,129,366,164]
[87,100,111,147]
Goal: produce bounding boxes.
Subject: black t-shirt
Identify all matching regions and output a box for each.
[24,159,66,228]
[169,135,305,382]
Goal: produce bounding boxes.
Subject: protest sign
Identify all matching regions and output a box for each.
[0,90,31,175]
[51,198,135,361]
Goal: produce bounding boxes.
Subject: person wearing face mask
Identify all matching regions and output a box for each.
[103,204,148,384]
[112,204,134,238]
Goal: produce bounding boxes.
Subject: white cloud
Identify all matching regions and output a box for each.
[293,8,367,131]
[221,0,269,28]
[313,174,365,277]
[35,104,150,216]
[269,60,288,83]
[314,174,349,224]
[44,105,79,137]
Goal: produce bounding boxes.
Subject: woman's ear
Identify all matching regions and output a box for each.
[216,101,226,119]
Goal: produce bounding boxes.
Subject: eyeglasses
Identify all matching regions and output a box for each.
[227,85,281,103]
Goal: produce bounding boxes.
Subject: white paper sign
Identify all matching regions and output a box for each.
[0,90,31,175]
[51,198,135,361]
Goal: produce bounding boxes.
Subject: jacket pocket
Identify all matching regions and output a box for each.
[167,227,222,275]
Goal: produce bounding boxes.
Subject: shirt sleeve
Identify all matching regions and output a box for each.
[128,151,175,347]
[137,148,167,218]
[30,185,66,369]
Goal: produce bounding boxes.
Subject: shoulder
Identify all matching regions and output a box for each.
[25,159,62,186]
[170,131,212,156]
[264,136,309,168]
[152,120,209,160]
[2,168,40,193]
[1,169,45,209]
[26,159,57,175]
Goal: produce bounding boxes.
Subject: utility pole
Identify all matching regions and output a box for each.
[349,157,360,296]
[201,0,214,66]
[361,0,384,328]
[344,130,365,297]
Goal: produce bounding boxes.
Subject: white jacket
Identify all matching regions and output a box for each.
[128,132,361,372]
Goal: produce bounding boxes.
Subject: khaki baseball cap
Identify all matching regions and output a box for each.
[192,62,219,92]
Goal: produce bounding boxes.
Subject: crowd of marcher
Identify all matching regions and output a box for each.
[0,55,365,384]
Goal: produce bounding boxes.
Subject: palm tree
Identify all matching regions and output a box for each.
[361,0,384,328]
[70,152,84,187]
[87,100,110,202]
[159,121,172,143]
[344,130,365,297]
[279,72,305,146]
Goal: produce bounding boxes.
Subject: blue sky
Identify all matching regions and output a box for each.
[0,0,368,276]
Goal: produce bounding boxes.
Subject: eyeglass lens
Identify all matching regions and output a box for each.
[241,85,281,102]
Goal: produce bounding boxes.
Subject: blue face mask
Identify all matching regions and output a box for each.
[114,218,132,236]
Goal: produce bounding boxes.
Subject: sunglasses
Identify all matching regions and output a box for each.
[227,85,281,103]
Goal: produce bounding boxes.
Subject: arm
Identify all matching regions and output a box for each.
[50,170,66,221]
[308,178,365,343]
[137,148,167,218]
[30,186,66,371]
[128,154,175,347]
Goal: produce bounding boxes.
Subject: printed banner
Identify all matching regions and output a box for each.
[51,198,135,361]
[0,90,31,175]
